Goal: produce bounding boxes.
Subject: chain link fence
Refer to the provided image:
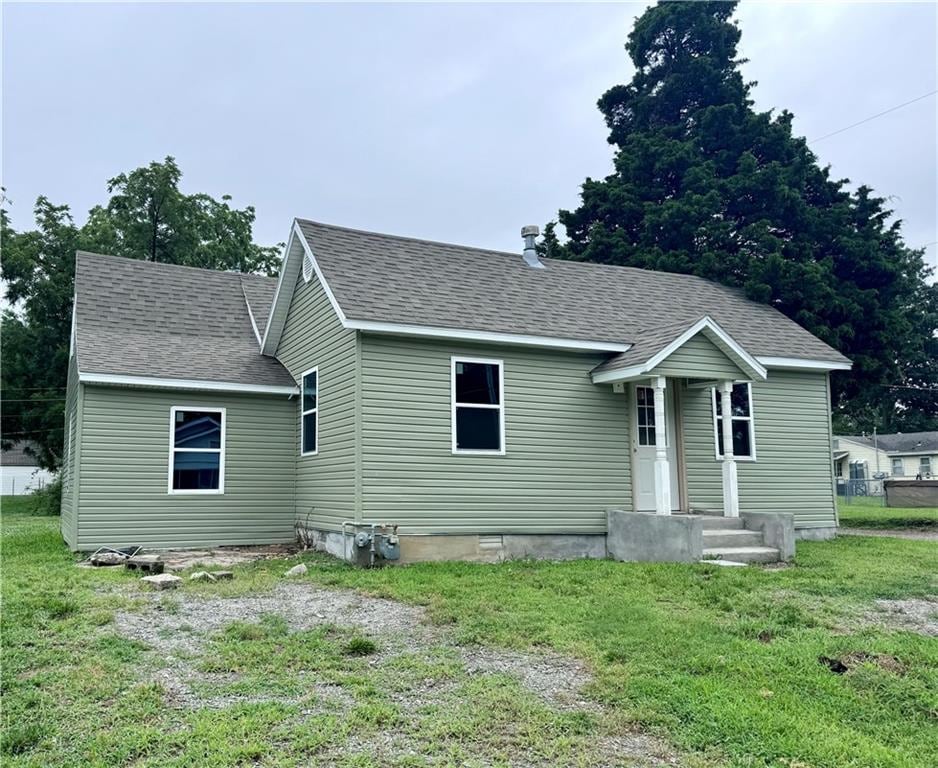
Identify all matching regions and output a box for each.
[836,475,888,507]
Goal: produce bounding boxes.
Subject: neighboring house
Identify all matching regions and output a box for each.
[834,432,937,482]
[1,441,55,495]
[60,219,851,560]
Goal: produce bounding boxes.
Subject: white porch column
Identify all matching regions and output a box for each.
[653,375,672,515]
[719,381,740,518]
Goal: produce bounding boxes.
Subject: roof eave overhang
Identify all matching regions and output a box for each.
[755,356,852,371]
[78,372,298,396]
[347,319,631,353]
[591,316,768,384]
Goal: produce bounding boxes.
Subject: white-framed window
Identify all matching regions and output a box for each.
[892,457,904,476]
[636,385,657,447]
[168,407,225,494]
[451,357,504,454]
[711,383,756,460]
[919,456,931,477]
[300,367,318,456]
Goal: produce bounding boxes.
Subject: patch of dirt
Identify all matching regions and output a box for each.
[819,651,907,676]
[112,582,683,766]
[158,543,301,571]
[838,527,937,541]
[867,597,938,637]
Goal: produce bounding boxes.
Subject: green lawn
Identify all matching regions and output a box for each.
[838,499,937,530]
[2,499,937,767]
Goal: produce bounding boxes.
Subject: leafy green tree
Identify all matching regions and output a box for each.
[1,158,281,469]
[546,0,937,431]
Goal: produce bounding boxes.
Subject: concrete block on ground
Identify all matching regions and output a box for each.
[141,573,182,590]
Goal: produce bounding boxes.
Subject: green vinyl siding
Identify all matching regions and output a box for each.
[359,336,630,534]
[649,332,747,380]
[275,270,358,531]
[60,355,81,548]
[75,387,295,550]
[681,370,837,529]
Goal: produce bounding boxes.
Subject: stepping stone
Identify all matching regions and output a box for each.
[284,563,308,578]
[141,573,182,590]
[210,570,234,580]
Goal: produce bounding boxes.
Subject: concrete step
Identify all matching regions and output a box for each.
[695,515,745,530]
[703,529,764,548]
[702,546,781,564]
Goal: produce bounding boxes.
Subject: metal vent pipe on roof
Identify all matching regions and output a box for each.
[521,225,546,269]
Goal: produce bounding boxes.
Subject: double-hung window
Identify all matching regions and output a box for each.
[301,368,318,456]
[712,383,755,460]
[920,456,931,477]
[892,457,904,476]
[169,407,225,493]
[452,357,504,454]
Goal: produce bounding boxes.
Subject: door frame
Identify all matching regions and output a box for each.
[629,380,684,512]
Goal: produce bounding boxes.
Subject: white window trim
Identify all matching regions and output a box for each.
[168,406,226,495]
[451,356,505,456]
[920,457,932,475]
[711,383,757,462]
[300,366,319,457]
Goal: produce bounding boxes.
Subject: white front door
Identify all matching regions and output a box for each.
[632,383,680,512]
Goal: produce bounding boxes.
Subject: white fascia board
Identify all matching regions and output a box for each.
[756,356,852,371]
[592,316,767,385]
[79,372,298,396]
[650,316,766,381]
[347,319,631,353]
[261,220,349,356]
[591,364,647,384]
[293,220,348,324]
[259,232,296,355]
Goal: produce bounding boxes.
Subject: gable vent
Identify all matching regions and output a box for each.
[302,249,314,283]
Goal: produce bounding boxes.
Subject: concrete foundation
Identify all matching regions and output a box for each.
[303,526,606,565]
[797,527,838,541]
[606,508,703,563]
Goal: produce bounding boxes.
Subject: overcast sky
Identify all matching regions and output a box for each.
[3,1,936,277]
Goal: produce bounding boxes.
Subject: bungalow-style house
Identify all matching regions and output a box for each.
[61,220,851,563]
[834,432,937,482]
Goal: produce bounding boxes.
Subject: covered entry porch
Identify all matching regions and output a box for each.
[591,316,795,563]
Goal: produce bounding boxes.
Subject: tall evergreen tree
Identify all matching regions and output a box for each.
[547,0,937,431]
[1,158,281,469]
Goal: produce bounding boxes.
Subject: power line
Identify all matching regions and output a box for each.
[809,90,937,144]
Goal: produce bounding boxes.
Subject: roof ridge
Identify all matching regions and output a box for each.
[76,250,267,281]
[296,218,723,284]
